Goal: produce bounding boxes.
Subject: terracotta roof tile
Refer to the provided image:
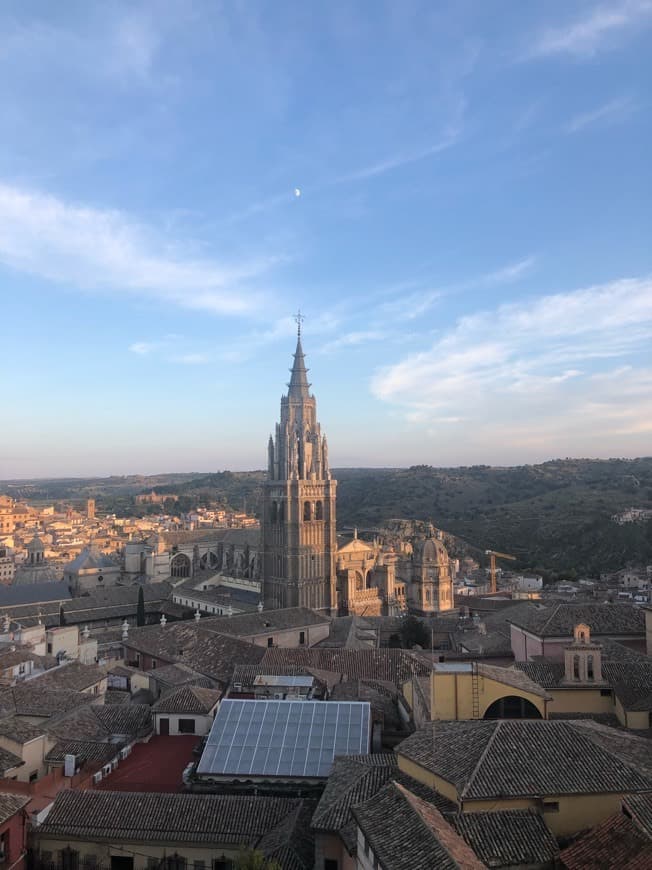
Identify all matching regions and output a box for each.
[352,781,484,870]
[561,811,652,869]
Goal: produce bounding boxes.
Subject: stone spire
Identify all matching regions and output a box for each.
[287,336,311,400]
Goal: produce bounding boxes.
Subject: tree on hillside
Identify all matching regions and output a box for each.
[137,586,146,627]
[399,616,429,650]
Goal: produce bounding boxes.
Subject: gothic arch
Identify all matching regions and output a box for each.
[304,501,312,521]
[315,500,324,520]
[171,552,191,578]
[483,696,542,720]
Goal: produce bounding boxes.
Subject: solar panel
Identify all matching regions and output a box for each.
[197,699,371,778]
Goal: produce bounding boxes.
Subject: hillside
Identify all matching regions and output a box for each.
[3,458,651,576]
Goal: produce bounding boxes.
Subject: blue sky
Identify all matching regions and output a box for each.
[1,0,651,478]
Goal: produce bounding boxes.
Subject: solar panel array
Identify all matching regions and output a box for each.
[197,699,371,778]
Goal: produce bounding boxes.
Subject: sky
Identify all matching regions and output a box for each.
[0,0,651,478]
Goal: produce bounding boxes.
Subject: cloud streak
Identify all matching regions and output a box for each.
[0,183,277,315]
[564,96,636,133]
[371,276,652,456]
[528,0,652,58]
[528,1,652,58]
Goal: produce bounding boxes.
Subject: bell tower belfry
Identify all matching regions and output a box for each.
[262,318,337,613]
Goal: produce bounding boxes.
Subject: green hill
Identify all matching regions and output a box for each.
[4,458,651,576]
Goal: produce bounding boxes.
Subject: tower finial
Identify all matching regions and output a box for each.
[294,309,305,340]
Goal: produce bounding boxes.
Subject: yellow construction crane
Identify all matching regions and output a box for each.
[485,550,516,593]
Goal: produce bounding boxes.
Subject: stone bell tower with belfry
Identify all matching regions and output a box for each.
[262,312,338,613]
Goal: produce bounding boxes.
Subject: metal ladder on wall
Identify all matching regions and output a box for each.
[471,662,480,719]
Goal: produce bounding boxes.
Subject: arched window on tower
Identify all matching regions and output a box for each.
[587,654,594,681]
[303,501,312,521]
[315,501,323,520]
[573,654,580,680]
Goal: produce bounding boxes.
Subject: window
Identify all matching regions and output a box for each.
[61,848,79,870]
[194,863,205,870]
[47,643,52,654]
[600,688,612,697]
[29,771,38,783]
[543,801,560,813]
[303,501,312,521]
[315,501,324,520]
[299,631,306,645]
[573,654,580,680]
[178,719,196,734]
[267,637,274,648]
[213,861,233,870]
[165,856,185,870]
[587,654,594,680]
[151,659,157,670]
[324,861,338,870]
[363,836,370,856]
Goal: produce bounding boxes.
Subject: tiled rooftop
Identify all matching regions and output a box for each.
[260,647,430,685]
[152,685,220,715]
[0,746,22,775]
[37,788,310,862]
[396,719,652,800]
[0,793,29,826]
[312,754,455,854]
[29,661,105,692]
[560,810,652,869]
[452,809,559,867]
[508,602,645,637]
[352,781,484,870]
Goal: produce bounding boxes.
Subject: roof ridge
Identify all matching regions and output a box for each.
[460,721,501,800]
[539,603,560,635]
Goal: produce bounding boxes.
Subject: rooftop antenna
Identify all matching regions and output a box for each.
[294,309,305,339]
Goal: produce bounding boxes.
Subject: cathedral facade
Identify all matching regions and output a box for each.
[261,334,337,612]
[261,334,454,617]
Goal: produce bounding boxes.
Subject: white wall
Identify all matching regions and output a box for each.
[154,712,215,736]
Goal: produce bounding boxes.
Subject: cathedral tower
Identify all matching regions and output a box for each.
[262,327,337,613]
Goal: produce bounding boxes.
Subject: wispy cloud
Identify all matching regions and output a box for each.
[170,353,210,365]
[483,257,536,284]
[319,331,385,354]
[0,183,278,315]
[129,341,159,356]
[564,96,636,133]
[528,1,652,58]
[371,276,652,455]
[333,132,460,185]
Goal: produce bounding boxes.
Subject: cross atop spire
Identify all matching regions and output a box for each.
[294,309,305,340]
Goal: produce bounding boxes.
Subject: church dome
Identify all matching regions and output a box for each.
[413,537,449,564]
[26,534,45,552]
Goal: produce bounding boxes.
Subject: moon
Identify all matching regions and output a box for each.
[294,188,301,197]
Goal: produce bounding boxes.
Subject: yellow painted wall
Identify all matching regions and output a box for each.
[398,748,627,837]
[546,687,613,716]
[430,671,546,720]
[0,734,55,782]
[396,754,459,803]
[36,837,247,869]
[463,793,623,837]
[402,680,414,710]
